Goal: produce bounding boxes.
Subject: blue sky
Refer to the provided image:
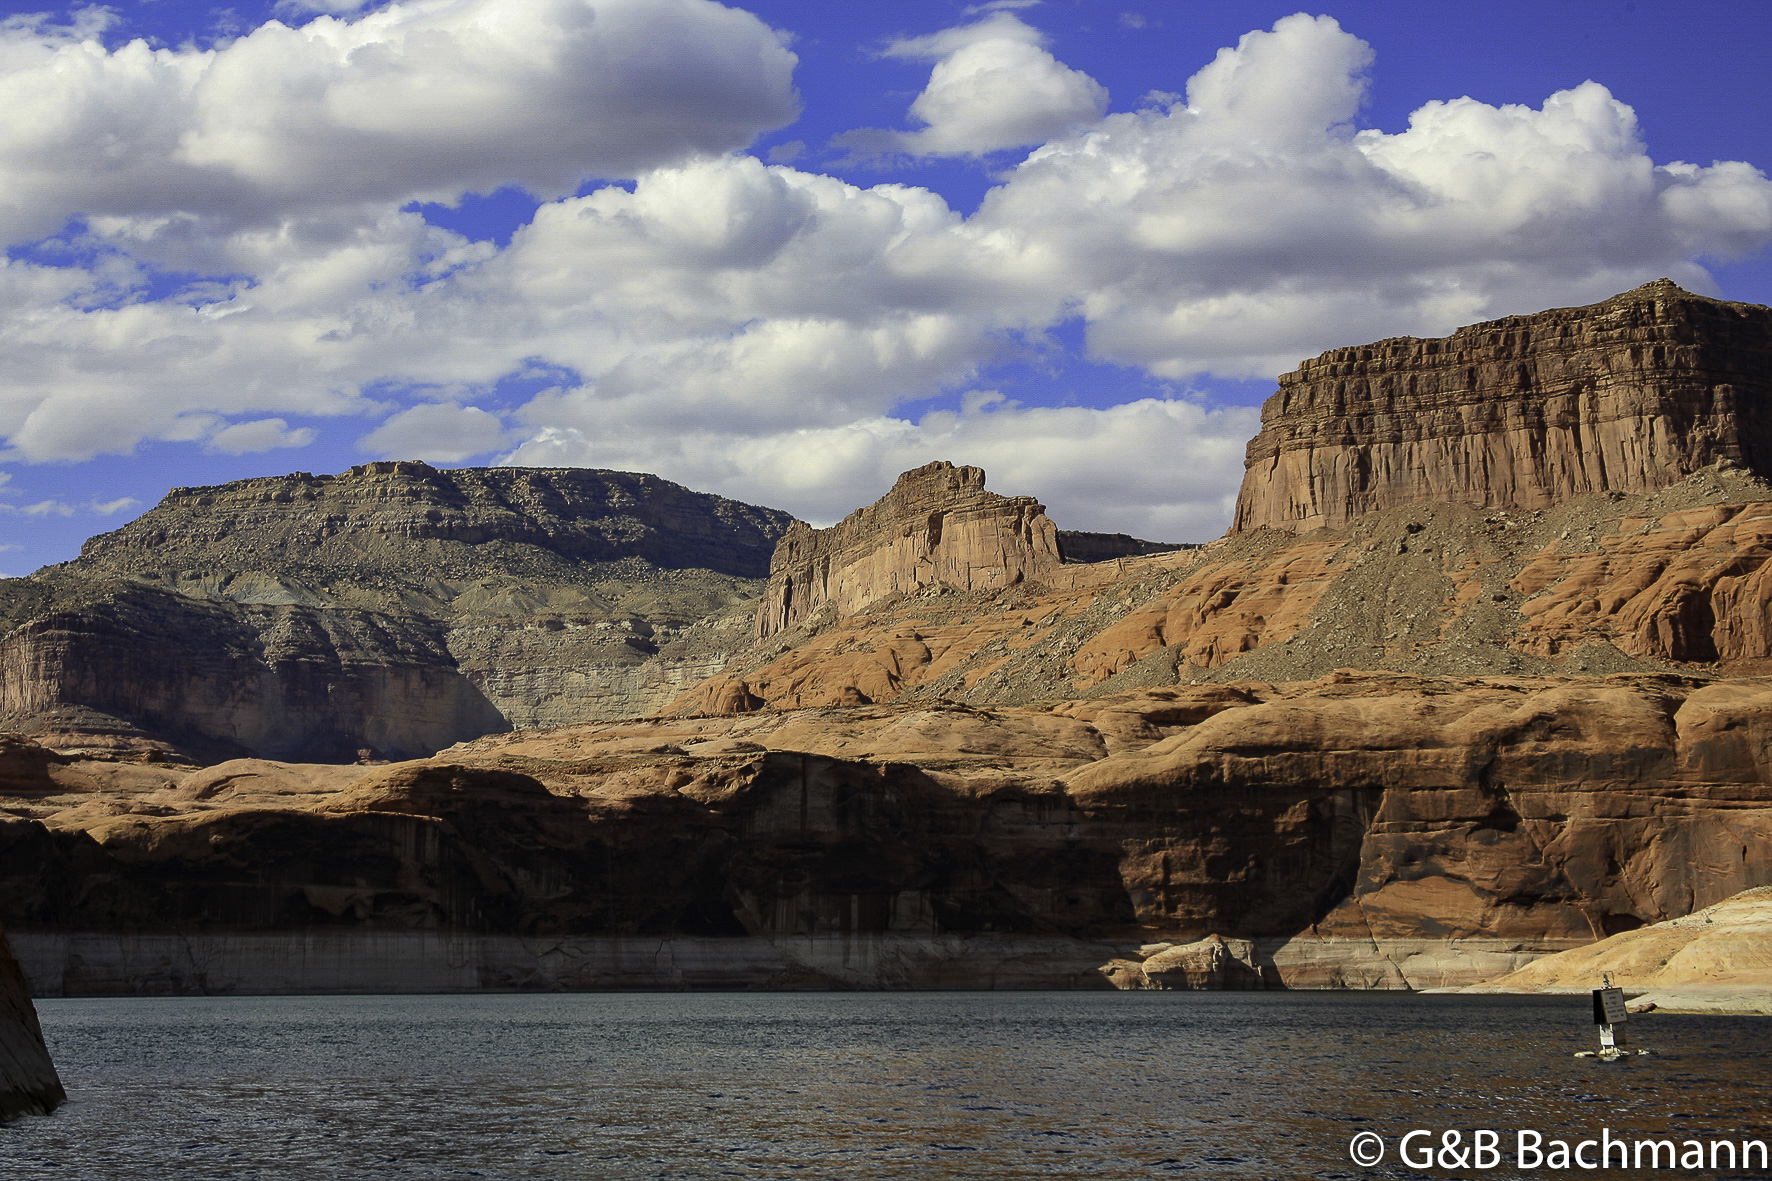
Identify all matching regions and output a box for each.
[1,0,1770,574]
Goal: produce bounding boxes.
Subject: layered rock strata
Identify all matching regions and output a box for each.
[0,925,62,1119]
[0,463,793,760]
[679,463,1772,715]
[9,932,1115,995]
[6,671,1770,993]
[1233,280,1772,534]
[755,462,1064,640]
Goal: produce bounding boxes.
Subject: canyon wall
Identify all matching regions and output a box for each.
[0,463,793,760]
[6,673,1770,993]
[1233,280,1772,534]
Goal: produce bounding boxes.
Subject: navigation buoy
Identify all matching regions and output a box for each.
[1574,973,1650,1059]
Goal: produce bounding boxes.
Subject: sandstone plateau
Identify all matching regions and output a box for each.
[5,281,1772,996]
[1233,279,1772,533]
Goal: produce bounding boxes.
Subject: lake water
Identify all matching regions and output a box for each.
[3,992,1769,1180]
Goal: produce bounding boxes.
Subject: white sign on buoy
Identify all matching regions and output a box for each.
[1576,972,1647,1059]
[1593,983,1628,1049]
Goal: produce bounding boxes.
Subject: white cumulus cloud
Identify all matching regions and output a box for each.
[0,0,798,249]
[844,13,1107,159]
[207,418,320,454]
[969,14,1772,377]
[507,394,1258,539]
[361,402,509,462]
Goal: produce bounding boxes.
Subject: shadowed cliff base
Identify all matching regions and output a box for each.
[5,672,1769,994]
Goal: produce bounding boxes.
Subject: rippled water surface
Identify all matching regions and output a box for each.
[5,991,1770,1179]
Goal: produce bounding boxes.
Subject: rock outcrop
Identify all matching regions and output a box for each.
[0,463,794,760]
[0,925,62,1119]
[1465,886,1772,1014]
[755,462,1064,640]
[1233,280,1772,534]
[7,671,1771,993]
[1101,934,1265,990]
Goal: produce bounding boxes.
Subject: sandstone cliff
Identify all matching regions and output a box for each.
[1233,280,1772,533]
[755,462,1065,640]
[0,463,794,760]
[668,286,1772,716]
[0,925,62,1118]
[5,671,1770,993]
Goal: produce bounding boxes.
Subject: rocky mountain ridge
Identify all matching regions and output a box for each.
[1,463,794,761]
[83,461,791,586]
[673,462,1772,715]
[678,284,1772,715]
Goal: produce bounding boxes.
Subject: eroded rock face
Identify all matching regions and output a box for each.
[1233,281,1772,534]
[0,463,794,760]
[756,462,1064,640]
[7,672,1770,993]
[0,925,62,1119]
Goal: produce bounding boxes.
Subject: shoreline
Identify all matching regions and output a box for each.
[12,929,1584,997]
